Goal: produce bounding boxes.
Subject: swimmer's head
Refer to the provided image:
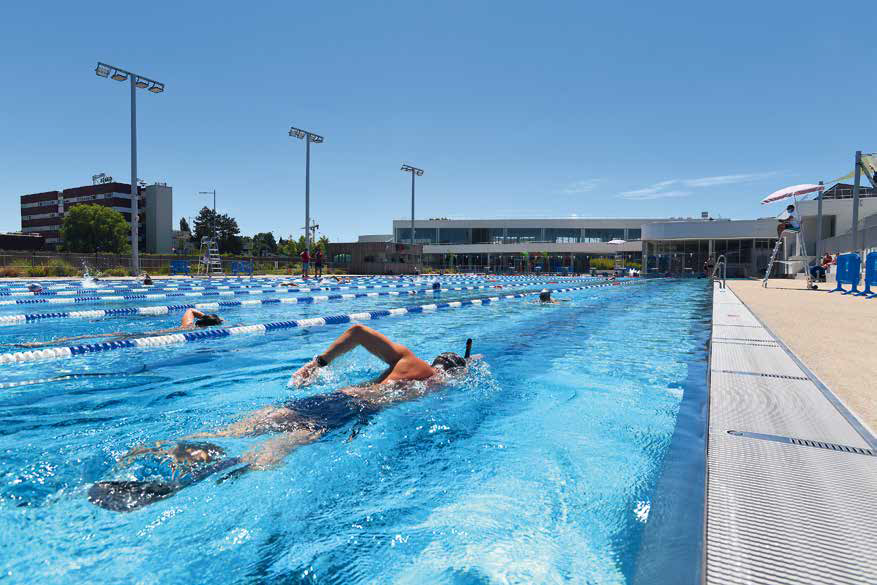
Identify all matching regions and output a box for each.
[432,352,466,372]
[539,289,551,302]
[195,314,223,327]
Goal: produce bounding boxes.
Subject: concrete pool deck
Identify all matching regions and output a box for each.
[727,278,877,430]
[706,282,876,584]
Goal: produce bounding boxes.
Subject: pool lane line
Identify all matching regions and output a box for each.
[0,280,644,365]
[0,278,602,310]
[0,281,590,325]
[0,274,600,293]
[0,275,600,296]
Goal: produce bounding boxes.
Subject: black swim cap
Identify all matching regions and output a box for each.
[539,289,551,302]
[432,352,466,371]
[195,314,222,327]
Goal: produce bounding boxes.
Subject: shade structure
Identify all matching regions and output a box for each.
[761,183,823,204]
[607,239,627,245]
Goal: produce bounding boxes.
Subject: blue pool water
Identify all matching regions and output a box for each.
[0,277,710,584]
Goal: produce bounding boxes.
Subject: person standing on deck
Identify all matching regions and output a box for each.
[314,248,324,277]
[300,248,310,278]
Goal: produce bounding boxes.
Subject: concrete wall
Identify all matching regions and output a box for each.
[144,184,173,254]
[641,218,777,240]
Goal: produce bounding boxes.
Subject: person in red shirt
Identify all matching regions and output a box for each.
[314,248,324,277]
[300,249,310,278]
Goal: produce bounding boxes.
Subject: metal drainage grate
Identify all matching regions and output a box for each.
[728,430,876,456]
[711,340,779,347]
[711,369,809,381]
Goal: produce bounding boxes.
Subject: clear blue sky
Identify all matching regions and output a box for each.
[1,1,874,242]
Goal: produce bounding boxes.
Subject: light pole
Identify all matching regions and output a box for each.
[95,62,164,275]
[197,190,217,243]
[289,127,324,259]
[400,164,424,246]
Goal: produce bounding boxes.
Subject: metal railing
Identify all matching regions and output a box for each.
[712,255,727,289]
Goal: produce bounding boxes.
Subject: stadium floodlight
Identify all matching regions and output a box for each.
[400,164,424,246]
[94,61,165,275]
[288,126,324,261]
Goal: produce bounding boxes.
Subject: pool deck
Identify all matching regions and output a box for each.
[706,282,877,584]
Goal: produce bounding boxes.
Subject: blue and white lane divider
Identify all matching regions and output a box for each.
[0,275,601,296]
[0,278,601,309]
[0,281,642,364]
[0,283,555,325]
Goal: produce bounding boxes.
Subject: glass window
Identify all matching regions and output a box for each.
[506,228,541,243]
[396,228,436,243]
[472,228,506,244]
[626,228,642,240]
[437,228,470,244]
[544,228,581,243]
[583,228,625,242]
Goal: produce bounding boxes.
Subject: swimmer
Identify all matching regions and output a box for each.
[6,308,223,348]
[27,283,43,293]
[432,281,441,291]
[142,273,153,286]
[535,289,560,304]
[172,326,477,470]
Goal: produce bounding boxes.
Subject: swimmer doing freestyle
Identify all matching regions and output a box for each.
[180,325,474,469]
[91,325,477,511]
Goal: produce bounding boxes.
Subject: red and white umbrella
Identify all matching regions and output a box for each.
[761,183,823,204]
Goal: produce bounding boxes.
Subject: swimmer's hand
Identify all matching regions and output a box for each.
[291,359,320,387]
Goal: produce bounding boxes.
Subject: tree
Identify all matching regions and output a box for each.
[61,204,131,254]
[191,206,243,254]
[252,232,278,256]
[179,217,190,232]
[316,235,330,251]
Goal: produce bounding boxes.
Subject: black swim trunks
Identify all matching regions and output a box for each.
[285,392,376,432]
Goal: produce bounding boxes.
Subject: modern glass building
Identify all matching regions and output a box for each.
[391,218,668,272]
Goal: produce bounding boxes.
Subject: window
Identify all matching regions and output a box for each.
[333,254,352,265]
[544,228,581,243]
[471,228,506,244]
[437,228,470,244]
[583,228,625,242]
[506,228,541,243]
[626,228,641,240]
[395,228,437,243]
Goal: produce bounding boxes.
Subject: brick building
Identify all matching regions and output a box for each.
[20,182,172,252]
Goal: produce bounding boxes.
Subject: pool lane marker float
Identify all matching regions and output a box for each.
[0,281,643,364]
[0,274,597,294]
[0,278,603,312]
[0,283,555,325]
[0,276,594,297]
[0,275,601,297]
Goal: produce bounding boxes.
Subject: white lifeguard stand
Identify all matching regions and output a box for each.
[760,184,822,288]
[196,237,223,277]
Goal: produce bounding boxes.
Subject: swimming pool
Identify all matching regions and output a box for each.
[0,277,710,584]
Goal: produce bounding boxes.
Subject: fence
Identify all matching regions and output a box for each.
[0,251,316,276]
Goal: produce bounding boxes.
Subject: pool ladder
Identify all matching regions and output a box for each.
[712,255,727,289]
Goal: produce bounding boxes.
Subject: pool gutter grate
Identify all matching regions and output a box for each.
[727,430,876,457]
[710,369,809,381]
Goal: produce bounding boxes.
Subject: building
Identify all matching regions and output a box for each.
[0,232,45,251]
[327,241,420,274]
[390,217,674,272]
[641,191,877,277]
[20,182,173,253]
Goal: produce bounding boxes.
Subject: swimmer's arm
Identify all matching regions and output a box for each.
[293,325,407,385]
[320,324,406,367]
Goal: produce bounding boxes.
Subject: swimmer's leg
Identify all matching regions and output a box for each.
[184,406,299,439]
[240,428,326,470]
